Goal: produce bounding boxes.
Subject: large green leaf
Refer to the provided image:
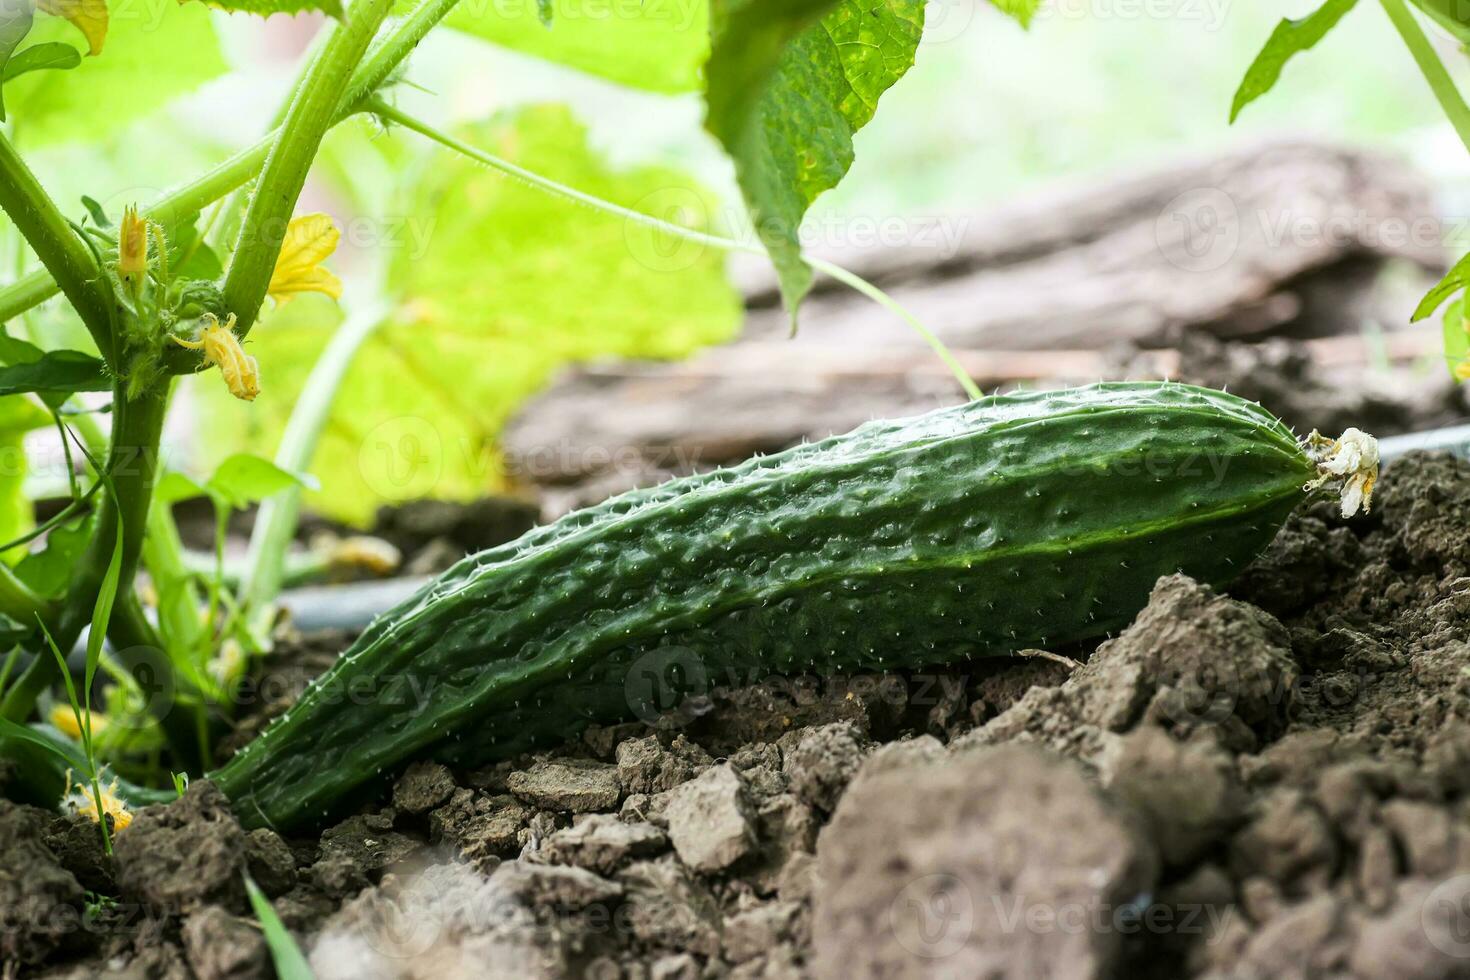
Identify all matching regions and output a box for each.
[705,0,926,325]
[2,0,224,145]
[448,0,709,94]
[1230,0,1358,122]
[192,105,741,524]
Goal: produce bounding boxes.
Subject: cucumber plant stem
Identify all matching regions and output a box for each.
[221,0,393,339]
[1379,0,1470,155]
[369,99,985,402]
[0,133,116,361]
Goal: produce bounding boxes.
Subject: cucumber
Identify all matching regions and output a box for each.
[212,382,1370,829]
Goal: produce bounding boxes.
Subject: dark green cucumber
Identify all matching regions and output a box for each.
[213,382,1327,829]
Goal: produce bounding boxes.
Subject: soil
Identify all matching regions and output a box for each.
[5,452,1470,977]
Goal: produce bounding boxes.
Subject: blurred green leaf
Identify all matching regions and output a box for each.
[157,454,313,510]
[448,0,708,93]
[193,105,741,524]
[987,0,1040,27]
[0,350,109,403]
[1443,297,1470,380]
[705,0,926,326]
[0,1,34,121]
[207,454,314,509]
[0,396,54,566]
[4,41,81,82]
[15,516,93,597]
[1230,0,1358,122]
[3,1,224,146]
[1414,250,1470,321]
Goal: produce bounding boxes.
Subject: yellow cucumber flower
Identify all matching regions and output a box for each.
[64,770,133,833]
[1456,360,1470,382]
[268,214,343,306]
[117,205,147,283]
[37,0,108,56]
[49,704,108,739]
[171,313,261,402]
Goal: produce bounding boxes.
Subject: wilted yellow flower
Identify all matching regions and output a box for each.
[1456,360,1470,382]
[117,205,147,283]
[37,0,108,56]
[171,313,260,402]
[268,214,343,306]
[64,771,133,833]
[49,705,108,739]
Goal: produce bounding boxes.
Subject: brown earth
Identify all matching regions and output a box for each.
[3,448,1470,979]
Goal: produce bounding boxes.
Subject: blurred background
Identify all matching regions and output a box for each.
[6,0,1470,534]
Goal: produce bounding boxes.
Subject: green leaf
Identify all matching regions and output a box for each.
[157,455,313,510]
[1443,297,1470,378]
[1230,0,1358,122]
[180,0,343,19]
[0,395,53,562]
[154,471,209,507]
[0,0,34,121]
[206,454,315,510]
[987,0,1041,26]
[2,1,224,146]
[0,717,77,770]
[1414,250,1470,321]
[84,518,127,748]
[79,194,110,228]
[245,875,315,979]
[191,106,741,524]
[448,0,708,94]
[705,0,926,326]
[14,516,93,598]
[4,41,80,82]
[0,349,109,400]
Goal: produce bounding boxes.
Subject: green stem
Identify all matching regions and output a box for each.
[221,0,393,339]
[1380,0,1470,155]
[239,300,387,637]
[371,99,985,401]
[806,257,983,401]
[0,384,168,725]
[0,133,116,360]
[0,139,271,327]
